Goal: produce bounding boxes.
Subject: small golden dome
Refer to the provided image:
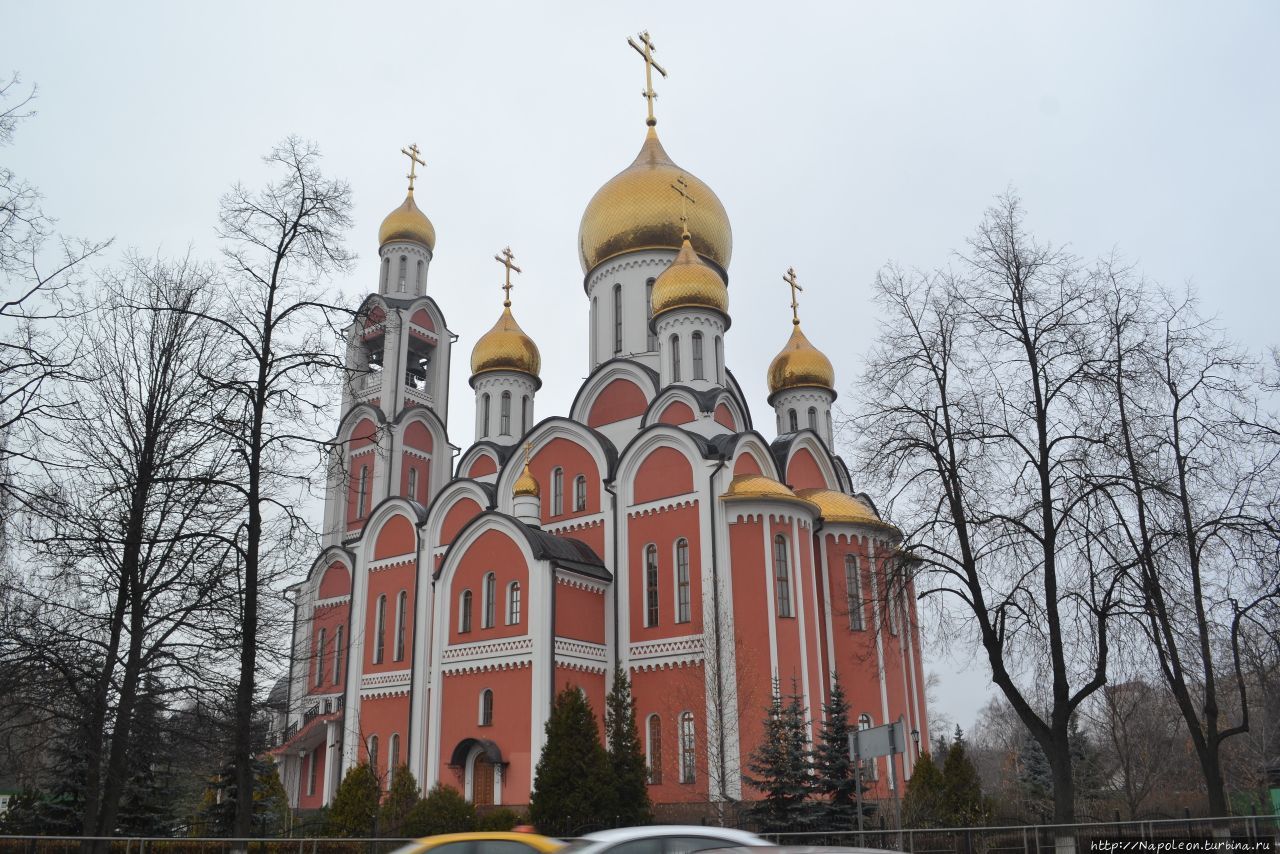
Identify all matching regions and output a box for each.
[651,234,729,321]
[767,323,835,395]
[795,488,896,531]
[379,190,436,251]
[579,127,732,274]
[470,304,541,379]
[720,474,818,510]
[513,462,539,498]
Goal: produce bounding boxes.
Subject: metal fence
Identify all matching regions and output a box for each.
[0,839,418,854]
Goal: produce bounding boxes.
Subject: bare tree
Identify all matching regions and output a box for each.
[1081,679,1186,819]
[852,193,1122,824]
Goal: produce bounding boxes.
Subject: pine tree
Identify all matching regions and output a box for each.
[327,762,381,837]
[381,765,421,837]
[812,671,858,830]
[745,678,813,832]
[902,752,947,828]
[940,727,987,827]
[529,685,615,834]
[604,665,653,826]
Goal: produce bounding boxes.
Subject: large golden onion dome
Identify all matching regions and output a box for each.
[579,127,732,274]
[470,304,541,380]
[795,488,896,531]
[720,474,818,510]
[767,323,835,396]
[379,189,436,251]
[650,233,729,322]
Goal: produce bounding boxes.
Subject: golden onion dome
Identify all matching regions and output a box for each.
[794,488,897,532]
[720,474,818,510]
[513,461,540,498]
[767,323,835,396]
[651,233,729,321]
[379,190,436,251]
[579,127,732,275]
[470,304,541,380]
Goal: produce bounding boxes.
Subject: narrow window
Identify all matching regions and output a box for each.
[679,711,696,783]
[827,410,834,441]
[315,628,326,687]
[591,296,598,358]
[670,334,681,382]
[887,577,900,636]
[788,409,798,433]
[460,590,473,633]
[373,595,387,663]
[846,555,864,630]
[333,625,344,684]
[692,332,704,380]
[613,284,623,354]
[406,466,417,502]
[714,336,723,384]
[507,581,521,625]
[480,689,494,726]
[500,391,511,436]
[416,259,424,293]
[574,475,587,512]
[394,590,408,661]
[552,467,564,515]
[646,278,657,350]
[647,714,663,784]
[398,256,407,292]
[645,544,660,627]
[381,256,390,289]
[389,733,401,781]
[521,396,529,434]
[808,407,818,431]
[307,747,318,796]
[357,465,369,519]
[675,538,691,623]
[482,572,496,628]
[368,734,379,780]
[774,535,792,618]
[481,394,491,438]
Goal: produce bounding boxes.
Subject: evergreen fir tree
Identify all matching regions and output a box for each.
[812,670,858,830]
[1017,731,1053,822]
[327,762,381,837]
[604,665,653,826]
[117,678,175,835]
[529,685,614,834]
[902,752,947,828]
[37,721,93,834]
[200,755,292,836]
[940,728,988,827]
[381,765,421,837]
[745,678,814,832]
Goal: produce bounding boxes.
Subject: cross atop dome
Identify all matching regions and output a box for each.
[671,175,696,239]
[628,30,667,127]
[494,246,522,307]
[784,267,803,326]
[401,143,426,192]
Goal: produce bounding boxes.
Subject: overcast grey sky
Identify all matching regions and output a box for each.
[5,2,1278,731]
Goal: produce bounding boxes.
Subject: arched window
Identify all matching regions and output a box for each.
[416,259,424,293]
[788,409,799,433]
[692,332,704,380]
[645,544,660,627]
[773,535,792,618]
[574,475,587,512]
[679,711,696,783]
[459,590,473,633]
[670,334,681,381]
[482,572,496,628]
[714,336,723,383]
[315,628,326,687]
[675,538,691,623]
[507,581,521,625]
[407,466,418,502]
[887,574,900,637]
[552,467,564,515]
[500,391,511,435]
[398,255,407,292]
[808,407,818,431]
[480,394,491,438]
[373,594,387,663]
[388,733,400,780]
[646,278,657,350]
[827,410,834,441]
[307,746,318,795]
[591,296,598,357]
[381,256,390,289]
[333,625,344,684]
[479,689,494,726]
[845,555,864,630]
[613,284,623,354]
[646,714,663,784]
[357,464,369,519]
[521,396,529,434]
[394,590,408,661]
[368,734,379,780]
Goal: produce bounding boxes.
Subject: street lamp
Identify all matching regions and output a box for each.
[911,727,921,757]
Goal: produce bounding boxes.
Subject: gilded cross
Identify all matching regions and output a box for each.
[784,267,803,326]
[523,441,533,467]
[494,246,522,306]
[628,30,667,127]
[401,143,426,192]
[670,175,696,237]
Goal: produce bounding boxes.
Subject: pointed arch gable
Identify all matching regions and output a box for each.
[494,419,617,513]
[782,434,841,491]
[468,455,497,478]
[373,512,417,560]
[403,420,433,453]
[410,308,436,332]
[587,378,648,428]
[725,432,781,482]
[571,360,658,426]
[658,400,696,425]
[714,403,737,430]
[319,561,351,598]
[440,497,485,547]
[616,427,706,507]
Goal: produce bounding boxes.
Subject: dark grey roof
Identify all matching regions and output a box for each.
[266,675,289,708]
[437,511,611,582]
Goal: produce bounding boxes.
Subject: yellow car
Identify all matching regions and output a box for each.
[391,831,566,854]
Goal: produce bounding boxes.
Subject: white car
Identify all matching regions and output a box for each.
[558,826,771,854]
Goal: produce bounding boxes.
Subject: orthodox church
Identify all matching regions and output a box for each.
[273,36,926,813]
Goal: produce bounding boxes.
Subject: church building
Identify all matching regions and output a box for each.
[273,35,927,813]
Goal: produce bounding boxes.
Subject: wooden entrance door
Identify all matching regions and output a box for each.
[473,756,495,805]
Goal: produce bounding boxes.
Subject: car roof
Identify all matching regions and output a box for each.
[419,832,564,851]
[577,827,766,845]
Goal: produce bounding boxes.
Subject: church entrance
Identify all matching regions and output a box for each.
[472,755,495,806]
